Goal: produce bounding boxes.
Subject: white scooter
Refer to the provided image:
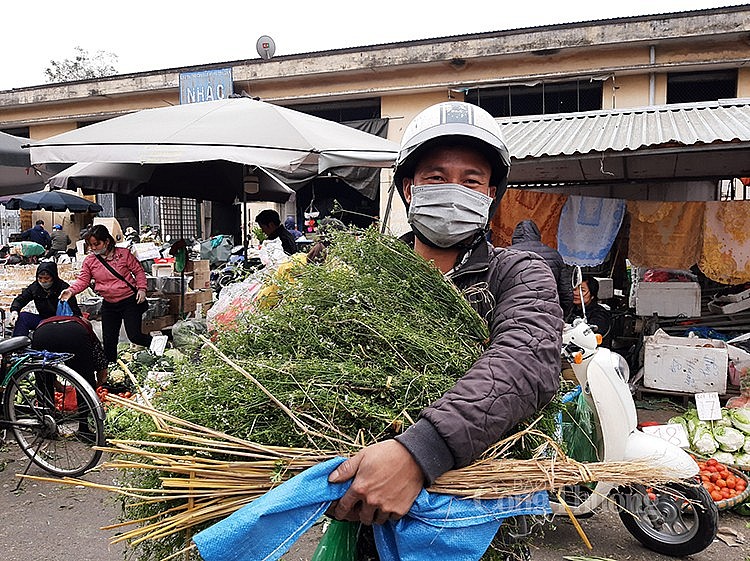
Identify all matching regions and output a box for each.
[547,269,718,556]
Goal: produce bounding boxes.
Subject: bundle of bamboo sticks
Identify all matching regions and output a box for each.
[24,393,692,556]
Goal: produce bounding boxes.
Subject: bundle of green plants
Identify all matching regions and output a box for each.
[94,227,570,560]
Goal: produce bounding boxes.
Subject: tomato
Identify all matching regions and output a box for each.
[707,458,718,467]
[716,479,727,489]
[711,490,723,501]
[726,476,736,489]
[721,488,731,499]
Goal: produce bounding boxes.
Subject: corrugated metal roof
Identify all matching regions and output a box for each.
[498,100,750,161]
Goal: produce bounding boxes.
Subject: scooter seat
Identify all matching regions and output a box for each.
[0,336,31,355]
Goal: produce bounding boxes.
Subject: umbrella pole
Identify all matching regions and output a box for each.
[179,197,185,318]
[243,188,248,262]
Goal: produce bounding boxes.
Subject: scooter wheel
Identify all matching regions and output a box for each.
[616,481,718,556]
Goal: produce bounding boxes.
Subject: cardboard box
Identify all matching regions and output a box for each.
[643,329,728,393]
[142,314,175,333]
[195,289,214,304]
[635,282,701,318]
[185,259,210,274]
[160,291,198,315]
[189,270,211,290]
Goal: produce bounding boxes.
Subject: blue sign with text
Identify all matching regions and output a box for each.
[179,68,233,104]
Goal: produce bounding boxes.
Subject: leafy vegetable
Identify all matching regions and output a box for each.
[729,408,750,434]
[713,425,745,452]
[691,426,718,455]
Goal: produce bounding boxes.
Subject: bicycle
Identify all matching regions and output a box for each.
[1,314,106,477]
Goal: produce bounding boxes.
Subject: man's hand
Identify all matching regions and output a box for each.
[328,440,424,525]
[59,289,72,302]
[8,310,18,326]
[136,289,147,304]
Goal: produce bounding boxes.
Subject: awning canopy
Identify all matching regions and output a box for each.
[500,99,750,185]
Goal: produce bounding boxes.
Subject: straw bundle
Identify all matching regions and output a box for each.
[24,394,692,561]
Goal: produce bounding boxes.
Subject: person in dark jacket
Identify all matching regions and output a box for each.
[9,261,82,336]
[511,219,573,315]
[328,101,563,527]
[566,275,612,347]
[20,219,52,249]
[255,209,298,255]
[283,216,304,240]
[49,224,72,253]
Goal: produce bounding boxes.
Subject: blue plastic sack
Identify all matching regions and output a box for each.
[56,300,74,316]
[193,457,551,561]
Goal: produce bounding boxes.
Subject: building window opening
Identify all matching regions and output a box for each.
[466,79,602,117]
[666,69,737,104]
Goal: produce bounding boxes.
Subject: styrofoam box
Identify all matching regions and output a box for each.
[594,277,613,300]
[635,282,701,318]
[643,329,728,393]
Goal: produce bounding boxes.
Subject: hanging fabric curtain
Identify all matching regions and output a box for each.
[627,201,704,270]
[557,195,626,267]
[699,200,750,284]
[491,188,568,248]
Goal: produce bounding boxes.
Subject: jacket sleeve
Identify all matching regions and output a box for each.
[396,250,563,484]
[10,284,35,312]
[67,258,94,295]
[558,264,574,316]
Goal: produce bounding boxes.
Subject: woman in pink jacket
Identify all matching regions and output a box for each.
[61,224,152,362]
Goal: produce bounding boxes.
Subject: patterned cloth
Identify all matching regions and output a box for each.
[557,196,626,266]
[627,201,704,270]
[699,201,750,284]
[193,457,551,561]
[491,189,567,248]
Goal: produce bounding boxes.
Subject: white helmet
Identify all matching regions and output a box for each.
[393,101,511,216]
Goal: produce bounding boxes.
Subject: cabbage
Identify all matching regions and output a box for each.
[745,435,750,454]
[729,408,750,434]
[734,452,750,466]
[717,409,733,427]
[713,425,745,452]
[667,416,688,434]
[711,451,736,465]
[690,426,718,455]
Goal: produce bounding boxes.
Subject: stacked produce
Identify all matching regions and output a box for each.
[669,407,750,467]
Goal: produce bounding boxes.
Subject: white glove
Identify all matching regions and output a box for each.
[8,311,18,326]
[136,289,147,304]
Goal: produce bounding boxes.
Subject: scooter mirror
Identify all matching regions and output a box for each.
[571,265,587,320]
[571,265,582,288]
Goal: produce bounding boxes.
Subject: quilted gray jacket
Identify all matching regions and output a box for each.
[395,236,563,484]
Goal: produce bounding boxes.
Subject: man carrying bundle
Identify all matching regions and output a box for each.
[328,102,564,527]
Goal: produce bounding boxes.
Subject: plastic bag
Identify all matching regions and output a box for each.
[206,278,264,332]
[310,520,359,561]
[57,300,74,316]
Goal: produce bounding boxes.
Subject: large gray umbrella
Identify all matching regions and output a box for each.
[28,97,398,178]
[47,162,295,204]
[0,131,46,195]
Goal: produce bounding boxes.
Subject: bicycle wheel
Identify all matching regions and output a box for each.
[2,362,106,477]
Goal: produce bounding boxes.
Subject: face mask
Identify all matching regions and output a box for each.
[407,183,493,248]
[91,248,107,255]
[39,281,53,289]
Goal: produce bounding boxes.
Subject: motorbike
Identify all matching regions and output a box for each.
[547,267,718,556]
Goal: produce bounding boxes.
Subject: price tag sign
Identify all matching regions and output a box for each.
[641,423,690,448]
[695,392,722,421]
[149,335,169,356]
